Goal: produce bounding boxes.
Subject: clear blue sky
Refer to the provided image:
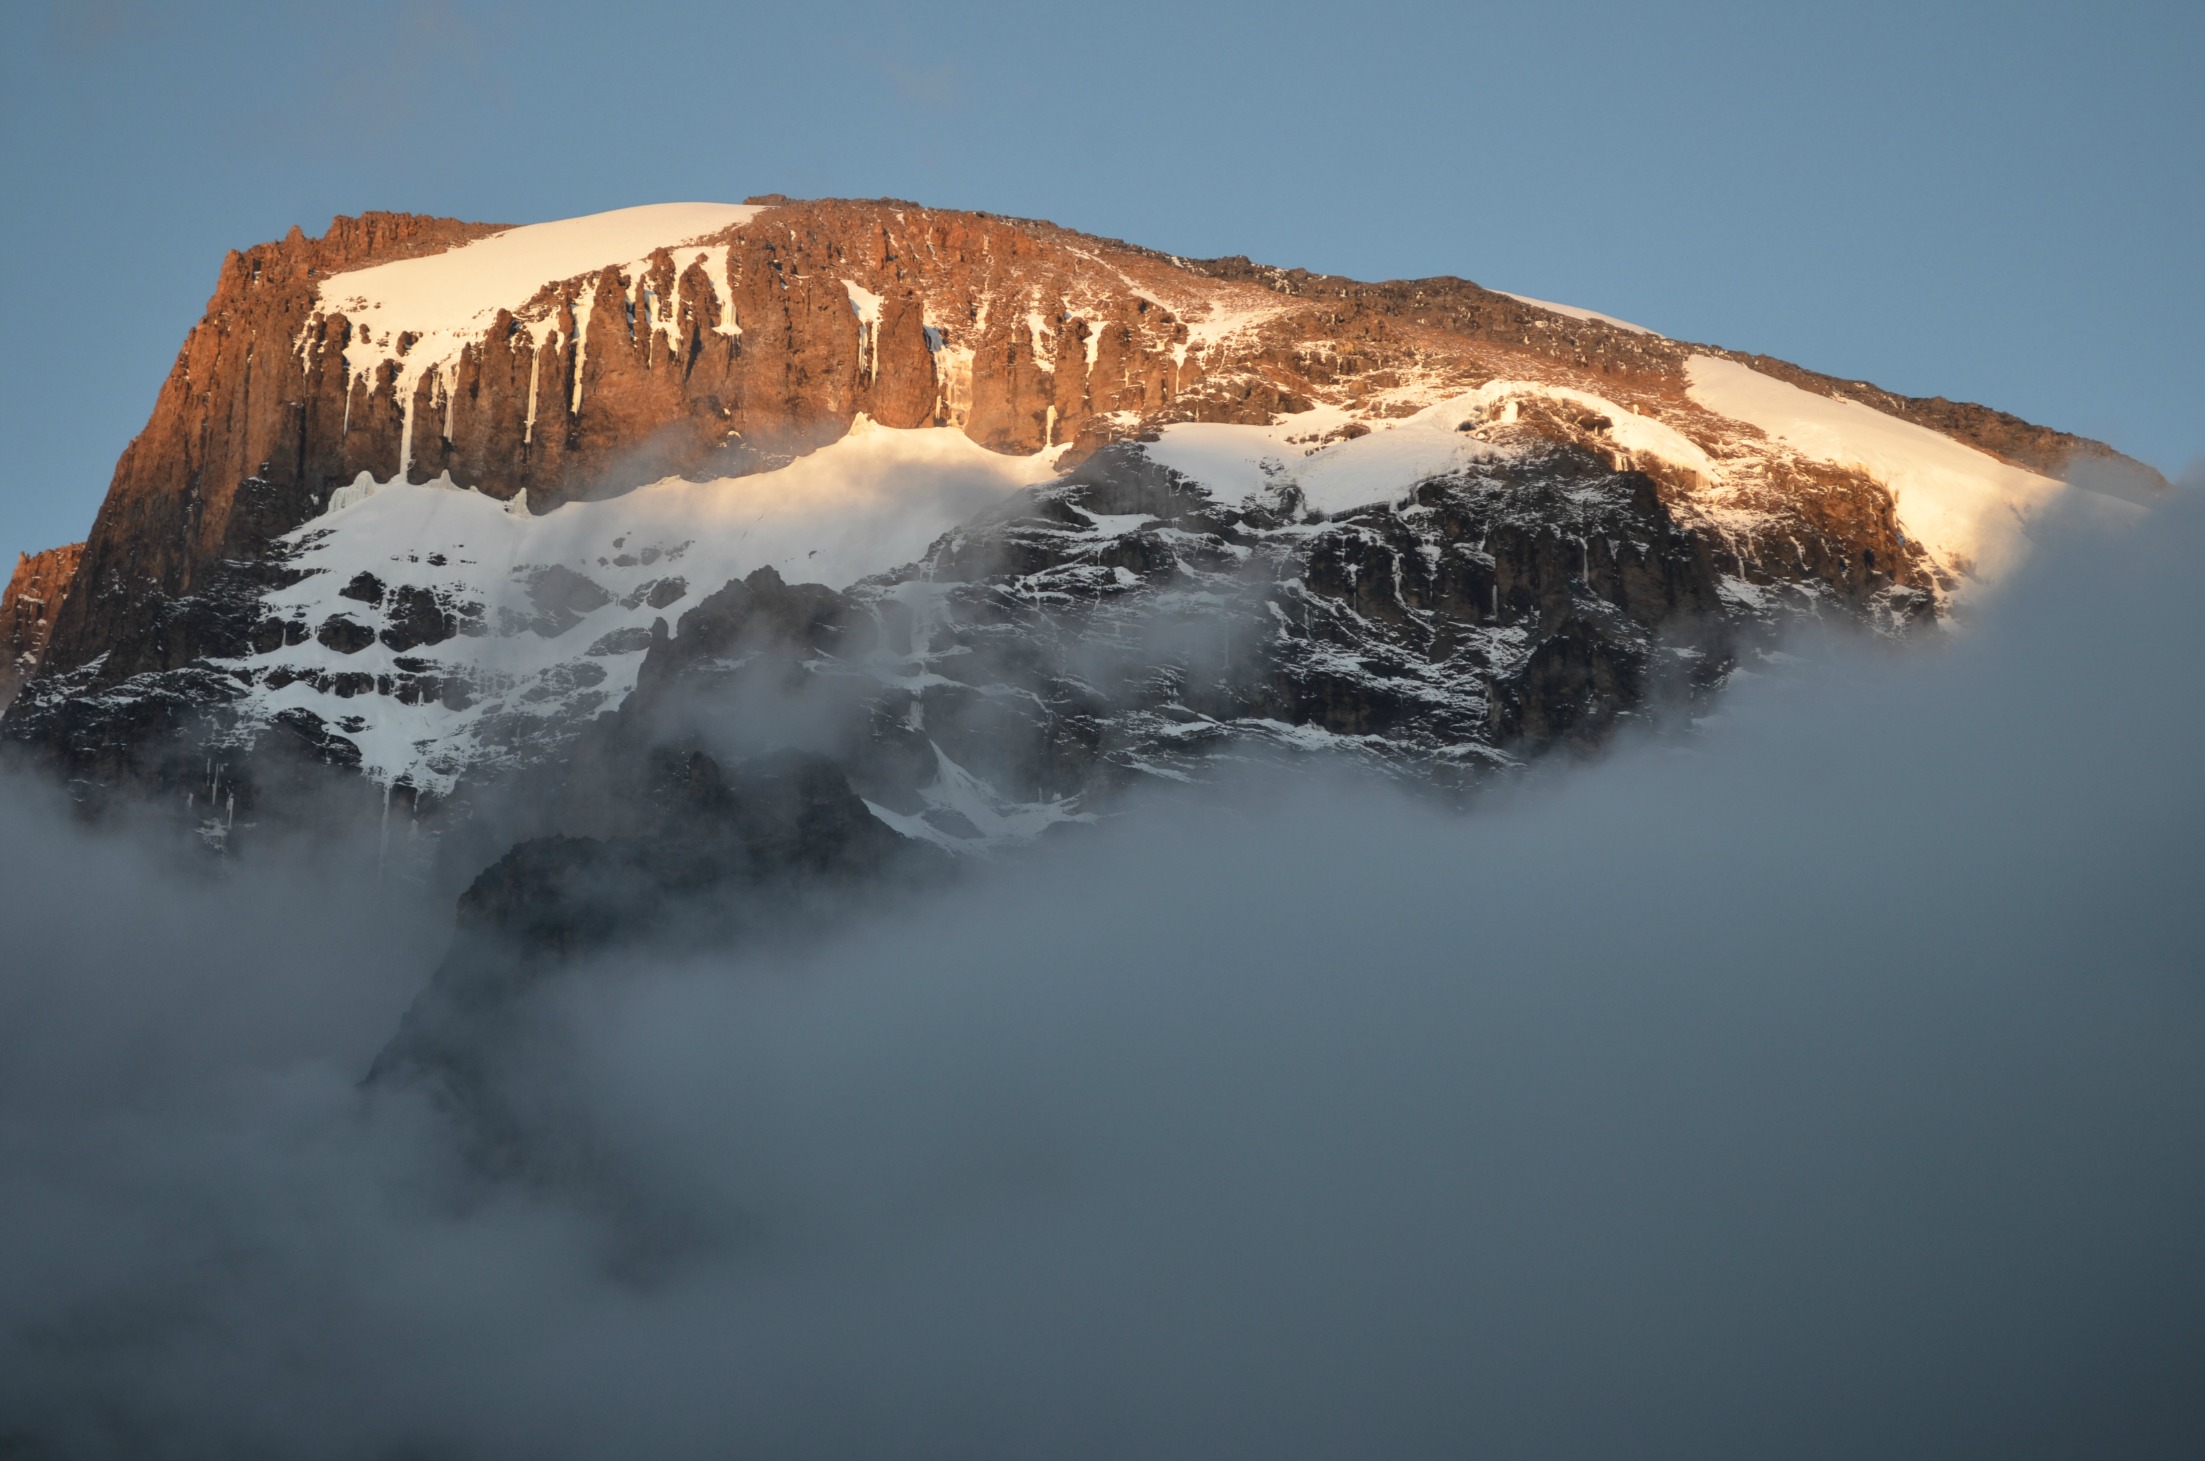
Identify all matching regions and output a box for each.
[2,0,2198,567]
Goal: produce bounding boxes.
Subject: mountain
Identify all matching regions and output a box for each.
[0,199,2162,861]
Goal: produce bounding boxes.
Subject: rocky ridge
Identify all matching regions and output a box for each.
[0,199,2163,851]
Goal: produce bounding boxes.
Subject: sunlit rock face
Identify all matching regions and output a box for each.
[0,198,2162,853]
[0,542,82,712]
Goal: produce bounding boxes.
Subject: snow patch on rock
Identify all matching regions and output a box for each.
[1498,291,1659,337]
[1144,381,1716,516]
[228,420,1064,793]
[311,203,762,448]
[1684,354,2068,581]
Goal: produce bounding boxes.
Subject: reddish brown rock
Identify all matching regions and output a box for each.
[24,197,2162,700]
[867,293,938,429]
[39,213,504,685]
[1,543,85,710]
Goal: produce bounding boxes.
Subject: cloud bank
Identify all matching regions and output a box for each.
[2,487,2202,1459]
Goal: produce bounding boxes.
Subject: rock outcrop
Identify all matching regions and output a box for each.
[2,197,2164,833]
[1,543,83,711]
[34,214,502,691]
[28,200,2157,696]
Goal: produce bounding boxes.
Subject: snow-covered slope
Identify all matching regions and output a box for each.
[1497,291,1658,336]
[1684,355,2069,582]
[229,349,2075,797]
[235,420,1063,791]
[1146,382,1716,516]
[226,377,1730,796]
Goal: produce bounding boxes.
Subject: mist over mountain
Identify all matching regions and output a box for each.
[0,193,2198,1459]
[2,481,2200,1459]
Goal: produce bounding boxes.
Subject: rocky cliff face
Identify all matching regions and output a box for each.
[0,543,83,711]
[35,214,503,688]
[1,198,2163,845]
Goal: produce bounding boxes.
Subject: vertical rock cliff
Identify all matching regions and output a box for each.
[1,544,84,711]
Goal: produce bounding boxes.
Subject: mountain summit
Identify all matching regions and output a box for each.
[0,199,2161,849]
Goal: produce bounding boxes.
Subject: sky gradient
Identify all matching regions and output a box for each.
[2,0,2198,567]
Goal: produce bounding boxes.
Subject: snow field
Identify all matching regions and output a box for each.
[1144,381,1717,515]
[1684,355,2071,582]
[235,419,1066,791]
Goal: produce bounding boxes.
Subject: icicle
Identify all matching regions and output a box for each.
[570,291,595,414]
[523,346,540,446]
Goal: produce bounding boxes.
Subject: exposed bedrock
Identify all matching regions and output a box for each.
[1,543,83,711]
[31,198,2153,699]
[456,440,1748,855]
[3,197,2161,831]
